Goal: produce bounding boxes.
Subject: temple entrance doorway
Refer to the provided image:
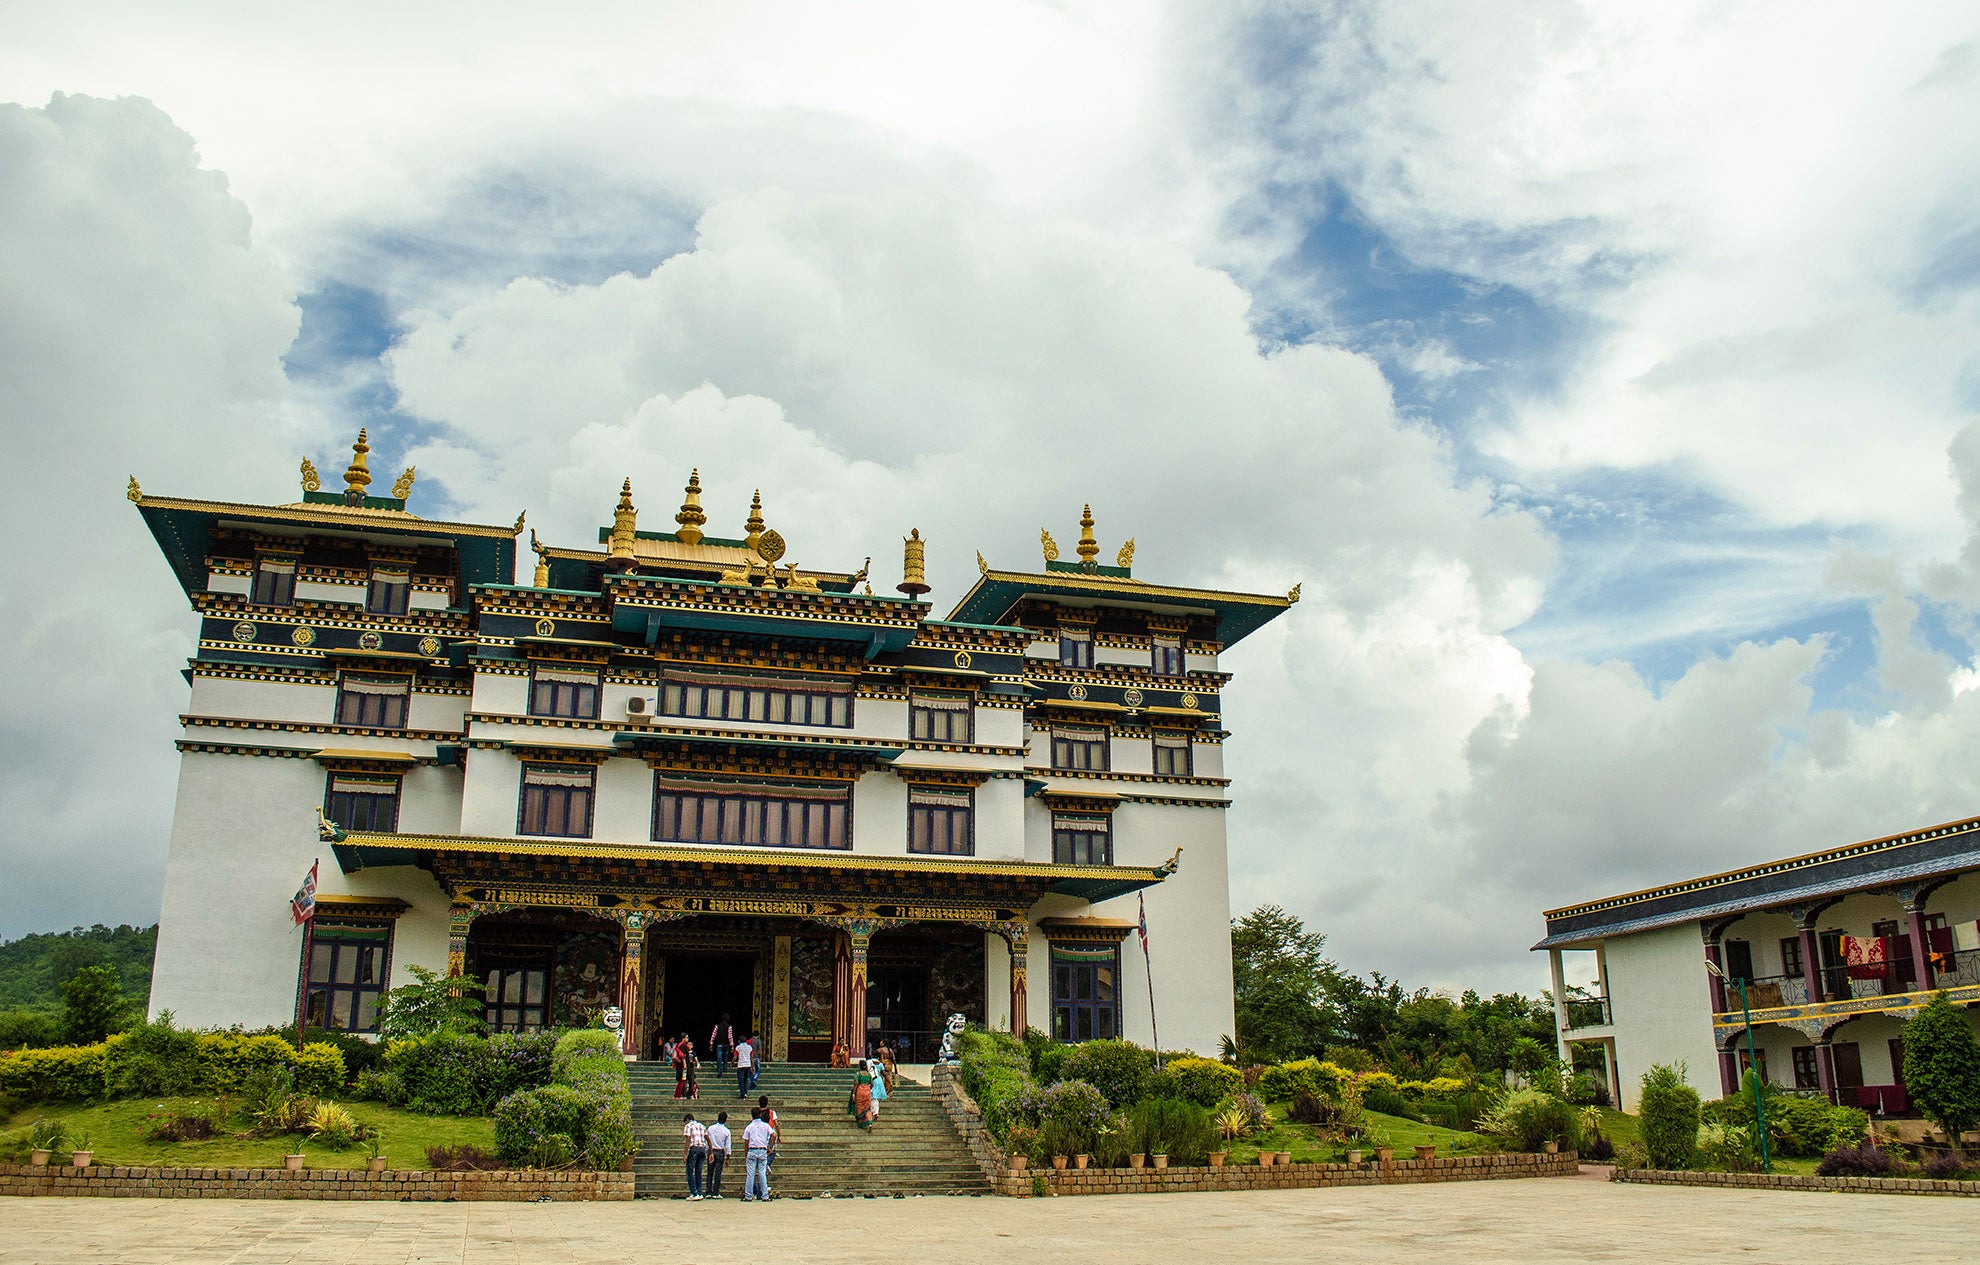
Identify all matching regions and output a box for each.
[658,952,757,1055]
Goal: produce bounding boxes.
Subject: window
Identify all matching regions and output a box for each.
[1151,634,1183,676]
[1780,936,1803,978]
[1791,1046,1820,1090]
[659,669,852,728]
[1152,734,1192,777]
[1053,815,1112,865]
[335,673,409,728]
[1724,940,1753,982]
[519,764,595,837]
[1052,727,1109,771]
[483,957,550,1032]
[324,774,400,833]
[1058,627,1093,668]
[908,787,973,855]
[910,692,973,744]
[367,567,411,616]
[252,557,296,606]
[303,921,392,1034]
[1831,1041,1864,1089]
[1051,944,1119,1042]
[530,665,600,720]
[652,777,851,849]
[1734,1047,1768,1082]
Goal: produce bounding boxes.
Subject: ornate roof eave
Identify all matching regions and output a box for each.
[945,569,1294,648]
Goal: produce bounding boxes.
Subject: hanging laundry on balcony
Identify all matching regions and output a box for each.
[1841,934,1889,980]
[1928,926,1957,975]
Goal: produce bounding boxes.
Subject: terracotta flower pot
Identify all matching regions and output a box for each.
[29,1149,50,1166]
[1208,1152,1226,1167]
[367,1157,388,1174]
[1346,1149,1363,1166]
[1373,1147,1394,1162]
[284,1154,305,1172]
[1009,1155,1028,1172]
[1074,1154,1090,1170]
[1257,1152,1274,1167]
[1153,1154,1169,1170]
[69,1151,92,1169]
[1274,1151,1292,1166]
[1051,1155,1068,1171]
[1129,1154,1146,1169]
[1543,1141,1559,1155]
[1415,1145,1438,1161]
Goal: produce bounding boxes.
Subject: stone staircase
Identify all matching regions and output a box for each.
[629,1061,990,1199]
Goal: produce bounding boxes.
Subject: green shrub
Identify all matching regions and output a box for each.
[194,1033,305,1093]
[290,1043,347,1097]
[103,1015,203,1097]
[1402,1076,1472,1102]
[1362,1082,1416,1119]
[1126,1097,1217,1164]
[956,1028,1030,1102]
[493,1084,592,1166]
[0,1042,108,1100]
[382,1035,496,1115]
[351,1068,404,1105]
[1035,1079,1111,1156]
[1091,1112,1134,1166]
[490,1031,561,1099]
[376,965,486,1040]
[0,1010,61,1051]
[1639,1063,1701,1170]
[1060,1040,1157,1108]
[1906,994,1980,1148]
[1695,1121,1759,1172]
[548,1030,635,1170]
[974,1066,1043,1143]
[1705,1080,1869,1158]
[1148,1056,1242,1108]
[1476,1088,1579,1152]
[60,966,131,1045]
[1258,1058,1349,1105]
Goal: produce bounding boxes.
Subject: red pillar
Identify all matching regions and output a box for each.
[1718,1046,1740,1098]
[1815,1042,1837,1102]
[1907,906,1934,991]
[1705,941,1729,1012]
[847,929,871,1059]
[1798,926,1824,1001]
[831,935,851,1056]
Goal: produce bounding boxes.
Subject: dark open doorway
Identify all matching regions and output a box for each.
[660,952,757,1053]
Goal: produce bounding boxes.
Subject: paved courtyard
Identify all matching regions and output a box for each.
[4,1178,1978,1264]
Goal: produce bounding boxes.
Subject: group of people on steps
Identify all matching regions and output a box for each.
[662,1013,765,1101]
[681,1095,780,1201]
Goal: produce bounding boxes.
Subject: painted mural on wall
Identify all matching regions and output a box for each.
[788,936,834,1038]
[554,929,620,1027]
[928,939,984,1028]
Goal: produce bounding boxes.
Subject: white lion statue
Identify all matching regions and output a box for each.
[938,1012,968,1062]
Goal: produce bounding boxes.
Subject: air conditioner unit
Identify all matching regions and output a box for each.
[625,696,655,726]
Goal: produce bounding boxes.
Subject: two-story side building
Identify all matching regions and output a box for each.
[132,432,1295,1060]
[1536,817,1980,1112]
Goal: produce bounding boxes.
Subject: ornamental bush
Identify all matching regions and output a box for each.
[1035,1079,1112,1156]
[1060,1039,1157,1108]
[1638,1063,1701,1170]
[1126,1096,1217,1164]
[1905,994,1980,1151]
[0,1044,107,1101]
[551,1029,635,1170]
[103,1015,203,1097]
[1257,1058,1350,1106]
[382,1035,502,1115]
[1706,1079,1868,1158]
[956,1028,1030,1102]
[493,1084,591,1166]
[1148,1056,1243,1108]
[195,1034,308,1094]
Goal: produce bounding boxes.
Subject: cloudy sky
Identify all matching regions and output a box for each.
[4,2,1979,996]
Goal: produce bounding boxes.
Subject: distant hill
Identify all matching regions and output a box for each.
[0,924,157,1012]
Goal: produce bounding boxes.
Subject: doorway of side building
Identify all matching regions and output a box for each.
[659,952,757,1056]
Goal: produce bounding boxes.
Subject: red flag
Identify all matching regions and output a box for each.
[1137,892,1149,952]
[291,860,318,926]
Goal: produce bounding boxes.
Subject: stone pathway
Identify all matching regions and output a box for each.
[5,1174,1979,1263]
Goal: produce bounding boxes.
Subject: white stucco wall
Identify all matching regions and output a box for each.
[1602,922,1721,1111]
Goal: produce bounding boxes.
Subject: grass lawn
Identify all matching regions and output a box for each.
[1,1098,494,1170]
[1224,1104,1491,1163]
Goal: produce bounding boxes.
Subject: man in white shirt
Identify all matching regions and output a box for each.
[741,1107,777,1201]
[682,1112,709,1200]
[734,1035,755,1099]
[705,1111,732,1199]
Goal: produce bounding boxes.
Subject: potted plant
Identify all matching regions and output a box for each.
[1009,1153,1029,1172]
[1415,1145,1438,1161]
[1152,1153,1169,1170]
[1073,1153,1090,1170]
[67,1127,93,1169]
[366,1132,388,1174]
[1257,1150,1273,1167]
[1005,1123,1037,1172]
[1373,1145,1394,1162]
[284,1152,306,1172]
[1274,1150,1292,1166]
[1346,1148,1364,1166]
[1542,1140,1559,1154]
[28,1118,63,1167]
[1051,1154,1069,1171]
[1208,1151,1226,1167]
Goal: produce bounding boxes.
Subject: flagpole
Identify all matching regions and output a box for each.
[1140,892,1162,1069]
[296,914,314,1053]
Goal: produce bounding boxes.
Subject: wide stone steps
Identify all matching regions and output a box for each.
[627,1062,987,1198]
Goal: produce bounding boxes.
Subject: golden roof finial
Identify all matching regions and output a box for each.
[744,489,765,554]
[126,475,142,502]
[608,478,638,569]
[530,530,550,588]
[300,459,320,494]
[898,528,930,597]
[675,468,707,545]
[1040,529,1060,563]
[512,510,526,537]
[1288,582,1302,604]
[342,429,373,497]
[976,550,989,574]
[1116,538,1135,570]
[392,467,416,501]
[1076,504,1099,565]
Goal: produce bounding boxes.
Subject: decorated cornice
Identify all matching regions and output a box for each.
[179,715,463,742]
[1024,767,1232,791]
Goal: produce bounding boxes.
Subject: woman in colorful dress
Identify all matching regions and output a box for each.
[674,1034,696,1099]
[847,1065,876,1128]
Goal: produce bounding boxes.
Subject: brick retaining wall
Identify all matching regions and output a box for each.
[1613,1167,1980,1198]
[929,1065,1579,1197]
[0,1163,635,1201]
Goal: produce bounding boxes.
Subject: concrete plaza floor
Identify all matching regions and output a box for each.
[4,1176,1979,1264]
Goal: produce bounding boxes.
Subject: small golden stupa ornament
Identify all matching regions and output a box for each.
[607,478,638,570]
[1076,504,1099,566]
[675,469,707,545]
[342,429,373,499]
[899,528,930,598]
[744,489,766,554]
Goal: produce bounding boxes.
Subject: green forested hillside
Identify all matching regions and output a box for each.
[0,925,156,1012]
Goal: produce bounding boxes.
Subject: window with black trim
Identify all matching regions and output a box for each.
[1051,942,1119,1042]
[530,665,601,720]
[1058,628,1093,668]
[1052,726,1109,771]
[482,952,551,1032]
[1791,1045,1819,1090]
[1053,814,1112,865]
[1151,634,1183,676]
[660,669,852,727]
[253,557,297,606]
[367,567,411,615]
[324,774,400,832]
[519,763,595,837]
[1780,936,1803,978]
[908,786,973,855]
[303,920,393,1034]
[910,692,973,743]
[652,776,851,849]
[1152,734,1192,777]
[335,673,410,728]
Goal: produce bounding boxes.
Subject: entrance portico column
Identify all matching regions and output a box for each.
[847,926,872,1058]
[447,901,473,978]
[1006,924,1029,1036]
[1815,1041,1837,1102]
[618,914,647,1059]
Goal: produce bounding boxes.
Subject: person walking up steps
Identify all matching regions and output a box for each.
[681,1111,708,1201]
[709,1013,735,1076]
[734,1032,754,1098]
[741,1107,775,1201]
[705,1111,731,1199]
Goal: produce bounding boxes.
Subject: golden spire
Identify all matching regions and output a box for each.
[898,528,930,597]
[607,478,638,569]
[744,488,765,554]
[674,469,707,545]
[342,429,373,497]
[530,530,550,588]
[1076,504,1099,565]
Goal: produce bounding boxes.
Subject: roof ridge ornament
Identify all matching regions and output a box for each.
[530,529,550,588]
[1116,538,1134,571]
[126,475,142,502]
[744,488,765,554]
[299,459,320,494]
[1040,529,1059,563]
[607,478,638,570]
[899,528,930,597]
[392,467,417,501]
[342,429,372,501]
[675,469,706,544]
[1076,504,1099,566]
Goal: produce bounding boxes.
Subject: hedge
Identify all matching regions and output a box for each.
[494,1030,634,1169]
[0,1031,344,1102]
[1258,1058,1352,1105]
[378,1031,559,1115]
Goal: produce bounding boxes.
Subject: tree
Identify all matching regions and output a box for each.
[1904,994,1980,1153]
[1229,906,1340,1063]
[376,965,487,1040]
[59,964,129,1044]
[1639,1062,1701,1170]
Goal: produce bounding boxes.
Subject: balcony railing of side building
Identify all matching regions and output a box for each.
[1716,951,1980,1017]
[1563,995,1611,1030]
